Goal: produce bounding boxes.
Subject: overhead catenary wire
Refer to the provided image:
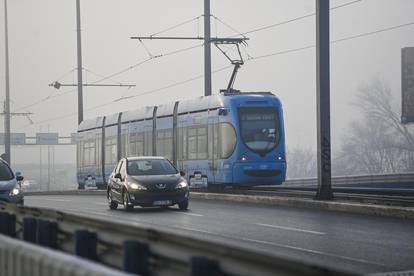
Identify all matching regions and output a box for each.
[16,65,233,129]
[13,43,204,114]
[239,0,362,36]
[15,0,361,115]
[251,20,414,60]
[21,18,414,129]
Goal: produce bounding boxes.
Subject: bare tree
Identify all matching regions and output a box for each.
[286,147,317,178]
[335,78,414,175]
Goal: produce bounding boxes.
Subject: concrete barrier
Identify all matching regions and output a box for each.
[0,234,132,276]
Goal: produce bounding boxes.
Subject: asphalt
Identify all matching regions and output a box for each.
[25,195,414,275]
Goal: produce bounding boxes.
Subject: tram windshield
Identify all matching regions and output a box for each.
[238,107,280,154]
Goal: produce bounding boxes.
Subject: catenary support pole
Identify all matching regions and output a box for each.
[3,0,11,164]
[315,0,333,200]
[76,0,83,125]
[204,0,212,96]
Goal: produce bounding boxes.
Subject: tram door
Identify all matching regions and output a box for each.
[208,116,219,183]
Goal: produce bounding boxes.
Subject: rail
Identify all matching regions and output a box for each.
[284,173,414,187]
[0,202,355,276]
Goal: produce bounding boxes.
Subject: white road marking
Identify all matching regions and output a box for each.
[174,212,203,217]
[241,237,387,267]
[255,223,326,235]
[178,227,215,234]
[174,227,386,268]
[40,198,72,202]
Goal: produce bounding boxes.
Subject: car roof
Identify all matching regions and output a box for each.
[125,156,166,161]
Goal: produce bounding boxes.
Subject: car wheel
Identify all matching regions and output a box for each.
[178,200,189,210]
[108,190,118,210]
[123,190,133,211]
[78,184,85,190]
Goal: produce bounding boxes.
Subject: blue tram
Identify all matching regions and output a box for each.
[77,91,286,189]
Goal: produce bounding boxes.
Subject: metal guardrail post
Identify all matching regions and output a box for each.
[23,217,37,243]
[75,230,98,261]
[190,256,220,276]
[123,240,151,276]
[37,219,58,249]
[0,212,16,237]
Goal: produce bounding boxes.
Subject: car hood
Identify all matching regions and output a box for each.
[128,174,183,191]
[0,179,17,191]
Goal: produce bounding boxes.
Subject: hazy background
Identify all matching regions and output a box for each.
[1,0,414,183]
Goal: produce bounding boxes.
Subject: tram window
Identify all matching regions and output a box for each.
[164,130,173,160]
[96,135,101,169]
[219,123,236,159]
[188,131,197,160]
[82,140,95,166]
[105,137,117,164]
[188,126,208,160]
[130,133,144,156]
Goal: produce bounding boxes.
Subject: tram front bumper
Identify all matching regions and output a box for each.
[233,161,286,185]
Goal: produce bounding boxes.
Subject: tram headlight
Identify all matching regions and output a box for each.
[240,154,250,161]
[276,154,284,161]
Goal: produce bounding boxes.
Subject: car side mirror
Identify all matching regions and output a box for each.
[114,173,122,180]
[16,175,24,181]
[180,171,185,177]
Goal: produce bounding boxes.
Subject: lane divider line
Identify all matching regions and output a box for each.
[255,223,326,235]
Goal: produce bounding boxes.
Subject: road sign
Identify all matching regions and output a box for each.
[36,133,59,145]
[0,133,26,145]
[402,47,414,124]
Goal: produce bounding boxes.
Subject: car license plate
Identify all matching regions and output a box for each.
[153,200,172,206]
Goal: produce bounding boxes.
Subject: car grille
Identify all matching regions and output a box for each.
[0,190,9,194]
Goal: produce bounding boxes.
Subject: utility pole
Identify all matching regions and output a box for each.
[130,0,247,96]
[315,0,333,200]
[204,0,212,96]
[50,0,135,123]
[3,0,11,164]
[76,0,83,125]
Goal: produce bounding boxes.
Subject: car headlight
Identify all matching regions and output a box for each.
[176,181,188,189]
[9,188,20,196]
[129,182,147,190]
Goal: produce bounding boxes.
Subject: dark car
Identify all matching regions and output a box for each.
[0,159,24,205]
[107,157,189,211]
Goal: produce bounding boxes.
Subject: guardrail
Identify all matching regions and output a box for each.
[284,173,414,187]
[0,202,355,276]
[0,234,131,276]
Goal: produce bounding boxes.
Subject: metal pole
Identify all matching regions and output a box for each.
[3,0,11,164]
[76,0,84,125]
[315,0,333,200]
[47,126,50,191]
[204,0,212,96]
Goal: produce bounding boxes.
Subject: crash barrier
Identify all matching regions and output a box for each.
[0,233,131,276]
[0,202,356,276]
[285,173,414,187]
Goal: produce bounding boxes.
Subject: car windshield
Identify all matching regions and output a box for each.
[0,162,14,181]
[239,107,280,154]
[127,159,178,176]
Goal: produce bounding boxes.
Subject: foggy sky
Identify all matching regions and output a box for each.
[1,0,414,164]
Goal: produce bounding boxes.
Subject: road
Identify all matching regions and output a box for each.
[25,195,414,274]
